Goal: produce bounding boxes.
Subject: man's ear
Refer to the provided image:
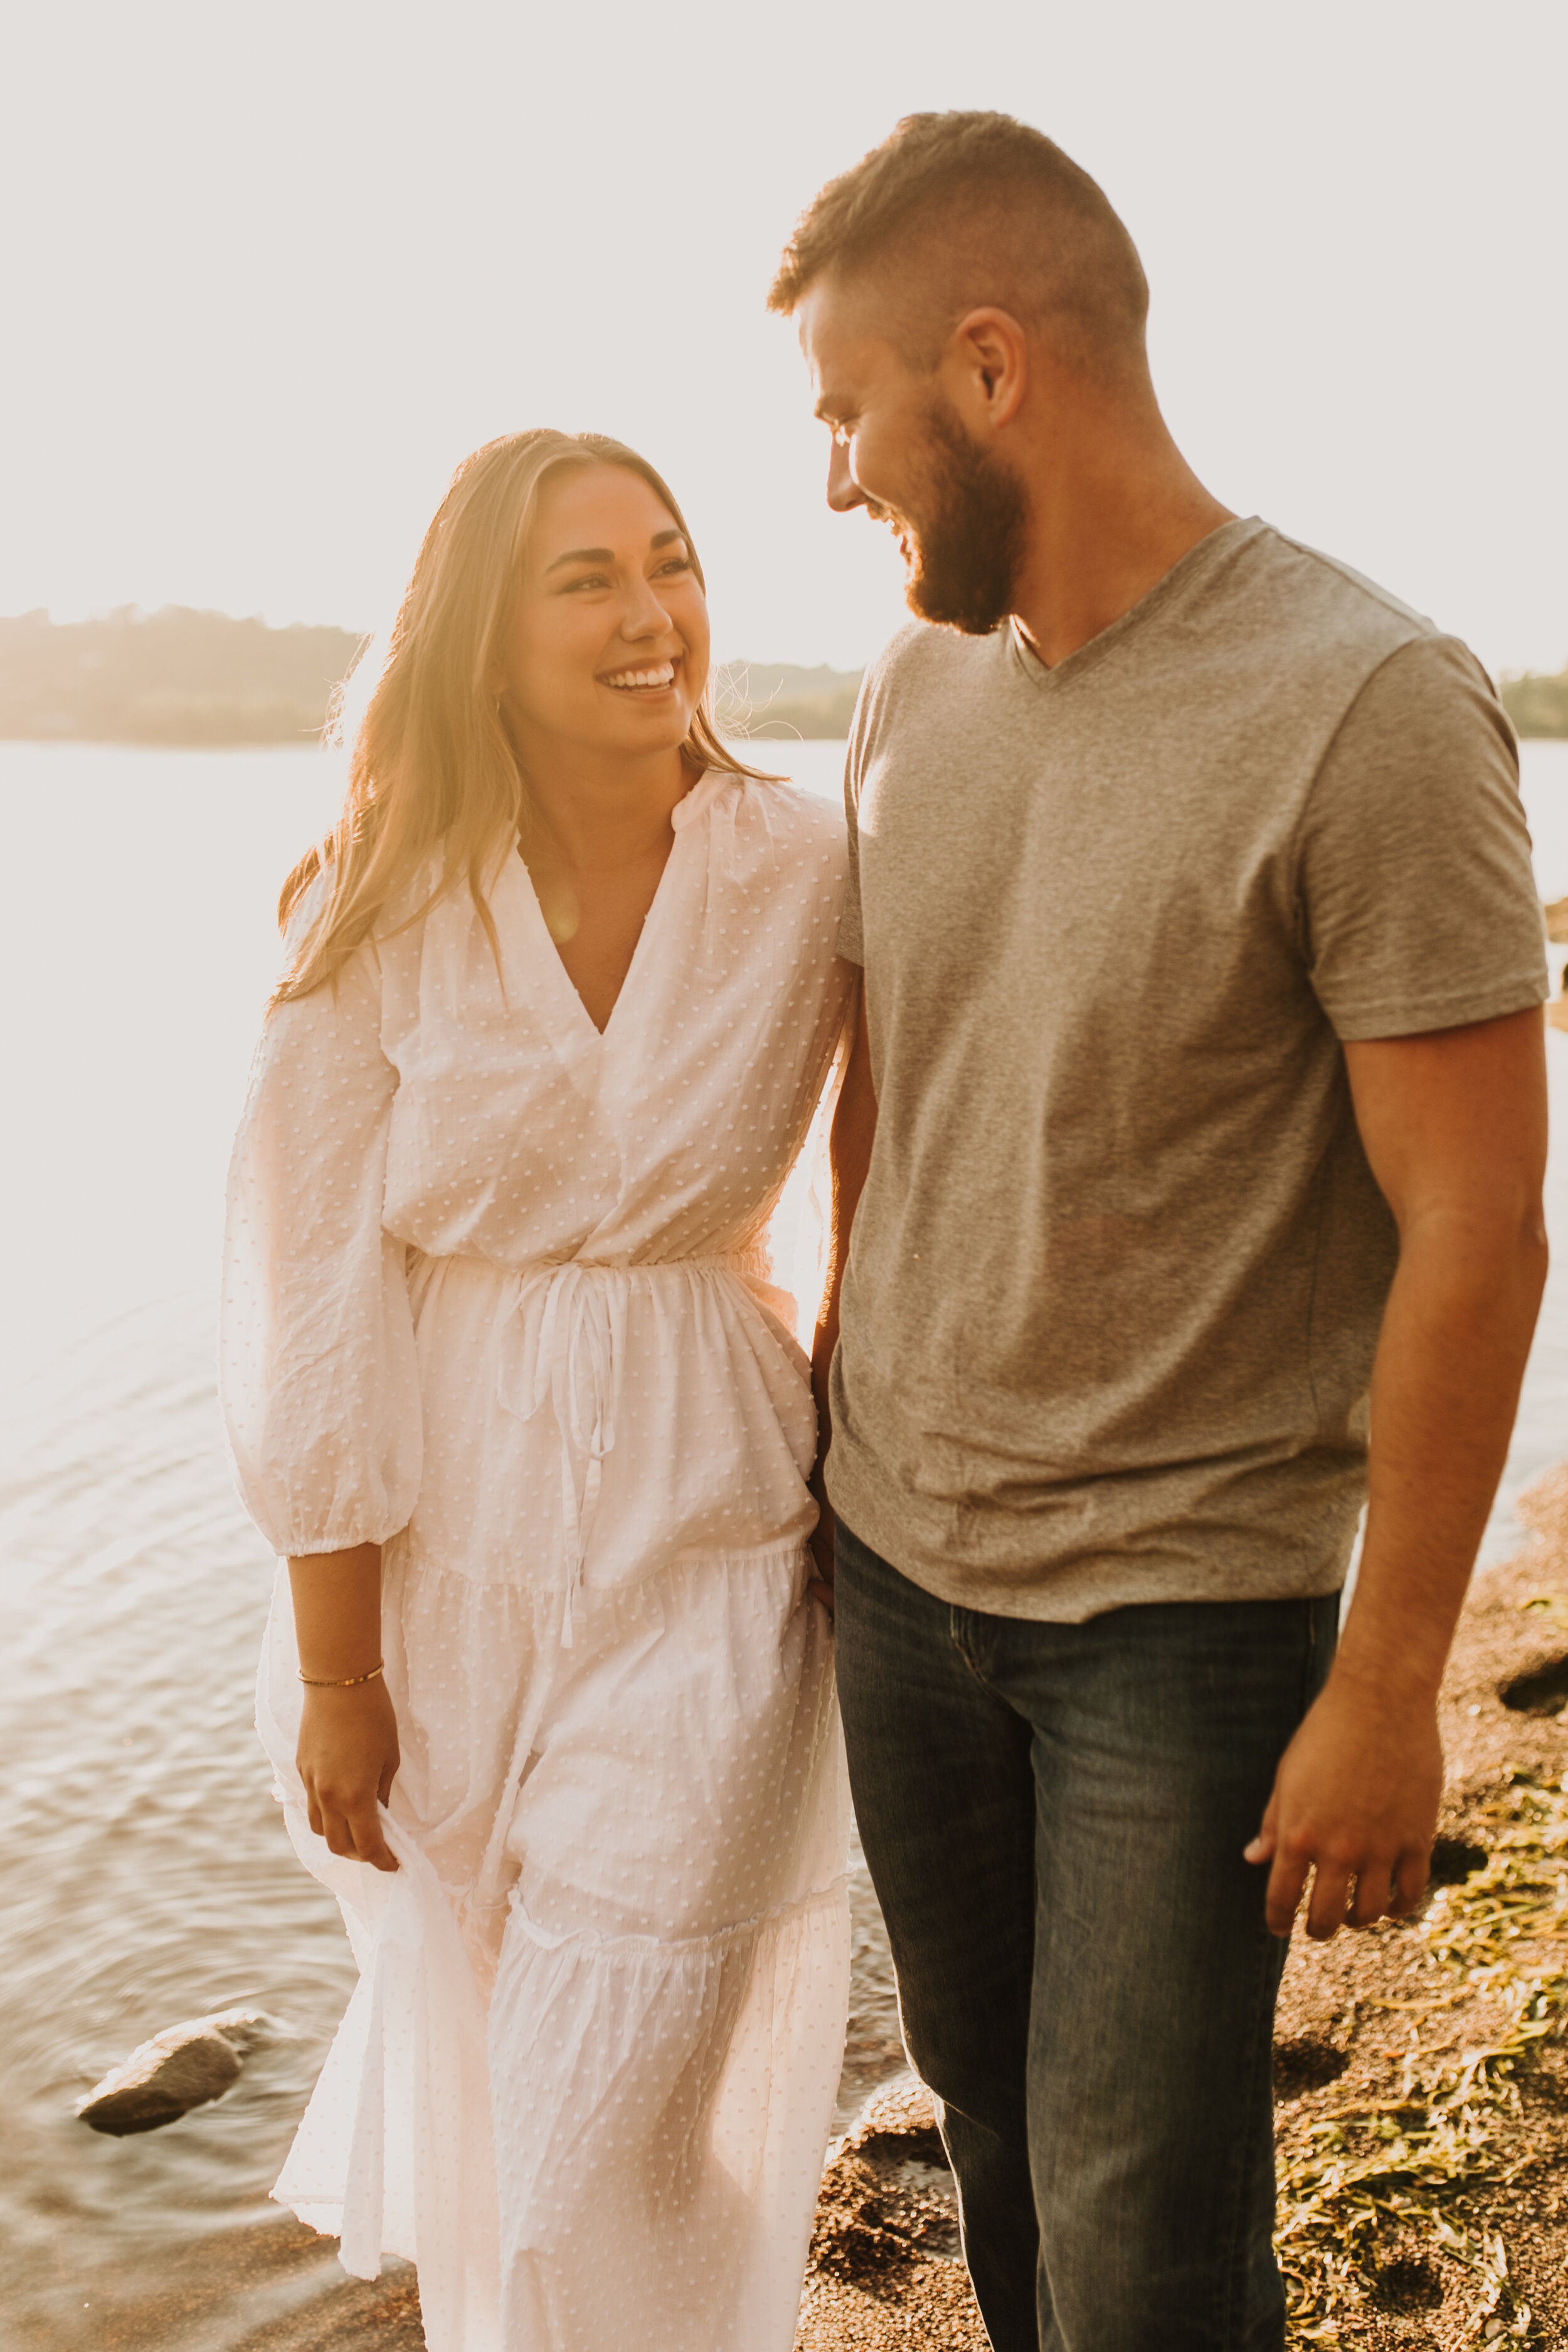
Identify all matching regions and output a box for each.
[945,307,1029,435]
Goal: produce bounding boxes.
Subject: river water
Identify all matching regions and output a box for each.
[3,735,1566,2352]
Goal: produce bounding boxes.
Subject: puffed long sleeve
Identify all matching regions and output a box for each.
[220,940,421,1557]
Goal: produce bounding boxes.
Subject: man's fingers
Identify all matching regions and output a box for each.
[1263,1841,1430,1940]
[1348,1862,1394,1928]
[1306,1859,1355,1941]
[1390,1845,1432,1917]
[1244,1791,1279,1867]
[1264,1848,1310,1939]
[808,1576,836,1616]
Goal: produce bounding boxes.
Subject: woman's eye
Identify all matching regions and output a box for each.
[655,556,693,577]
[563,573,610,592]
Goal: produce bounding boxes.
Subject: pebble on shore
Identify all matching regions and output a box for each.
[77,2007,271,2137]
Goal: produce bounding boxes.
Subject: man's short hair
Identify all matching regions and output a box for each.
[769,112,1150,388]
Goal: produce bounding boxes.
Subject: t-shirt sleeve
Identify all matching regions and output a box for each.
[1297,633,1547,1041]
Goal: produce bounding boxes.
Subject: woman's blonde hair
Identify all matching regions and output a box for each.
[273,428,776,1006]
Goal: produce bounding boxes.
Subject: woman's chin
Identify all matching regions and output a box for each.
[598,694,694,753]
[515,694,697,768]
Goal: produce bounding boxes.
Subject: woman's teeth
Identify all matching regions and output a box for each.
[603,662,675,691]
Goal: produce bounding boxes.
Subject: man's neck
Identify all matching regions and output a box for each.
[1008,400,1236,669]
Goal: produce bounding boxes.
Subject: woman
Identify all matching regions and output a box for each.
[221,430,857,2352]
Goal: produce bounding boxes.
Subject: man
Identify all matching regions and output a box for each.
[772,113,1548,2349]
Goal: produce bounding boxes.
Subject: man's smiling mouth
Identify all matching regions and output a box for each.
[600,660,677,692]
[866,502,914,560]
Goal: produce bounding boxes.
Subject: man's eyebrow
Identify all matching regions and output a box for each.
[544,528,687,578]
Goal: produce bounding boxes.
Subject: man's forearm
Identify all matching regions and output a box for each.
[1335,1206,1547,1698]
[812,982,876,1468]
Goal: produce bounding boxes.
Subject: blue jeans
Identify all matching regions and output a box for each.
[834,1522,1338,2352]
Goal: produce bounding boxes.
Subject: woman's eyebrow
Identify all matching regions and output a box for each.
[544,545,613,575]
[543,528,687,578]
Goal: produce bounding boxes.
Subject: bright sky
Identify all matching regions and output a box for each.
[3,0,1564,674]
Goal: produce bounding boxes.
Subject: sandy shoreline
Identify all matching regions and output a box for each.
[75,1485,1568,2352]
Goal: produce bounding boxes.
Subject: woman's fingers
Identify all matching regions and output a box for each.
[297,1682,401,1871]
[342,1797,399,1872]
[311,1784,400,1871]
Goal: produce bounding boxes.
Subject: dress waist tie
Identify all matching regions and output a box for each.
[494,1255,758,1649]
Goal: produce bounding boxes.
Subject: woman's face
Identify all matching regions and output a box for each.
[497,463,711,764]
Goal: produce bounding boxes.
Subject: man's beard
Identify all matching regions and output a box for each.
[894,398,1029,635]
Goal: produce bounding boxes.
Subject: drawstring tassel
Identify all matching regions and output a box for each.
[495,1262,625,1655]
[560,1429,607,1651]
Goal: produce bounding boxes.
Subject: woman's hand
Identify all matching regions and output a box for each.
[297,1679,401,1872]
[288,1543,398,1869]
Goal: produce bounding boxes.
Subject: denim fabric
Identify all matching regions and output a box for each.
[834,1522,1339,2352]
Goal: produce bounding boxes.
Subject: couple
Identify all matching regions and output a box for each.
[221,114,1549,2352]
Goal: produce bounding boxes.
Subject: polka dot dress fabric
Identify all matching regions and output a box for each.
[221,773,857,2352]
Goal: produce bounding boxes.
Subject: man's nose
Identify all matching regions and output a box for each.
[827,440,866,514]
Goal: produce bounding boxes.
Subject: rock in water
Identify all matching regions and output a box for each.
[77,2008,270,2136]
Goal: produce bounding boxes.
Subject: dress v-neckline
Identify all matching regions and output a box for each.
[509,768,729,1049]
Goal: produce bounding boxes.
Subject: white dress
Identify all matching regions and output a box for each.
[220,770,857,2352]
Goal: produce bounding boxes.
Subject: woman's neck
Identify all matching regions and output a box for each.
[515,736,694,876]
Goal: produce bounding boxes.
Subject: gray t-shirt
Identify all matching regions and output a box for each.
[827,517,1547,1620]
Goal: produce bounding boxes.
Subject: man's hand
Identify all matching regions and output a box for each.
[297,1679,401,1873]
[1246,1663,1441,1938]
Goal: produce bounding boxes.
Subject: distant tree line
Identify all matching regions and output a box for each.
[5,605,1560,745]
[712,662,864,741]
[0,608,867,746]
[1501,667,1568,740]
[0,607,367,744]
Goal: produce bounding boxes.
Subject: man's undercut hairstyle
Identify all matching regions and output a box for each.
[769,112,1150,388]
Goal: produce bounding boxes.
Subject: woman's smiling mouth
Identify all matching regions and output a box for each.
[600,660,677,692]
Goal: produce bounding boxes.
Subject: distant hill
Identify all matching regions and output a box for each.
[19,607,1555,748]
[0,607,366,744]
[1502,667,1568,740]
[0,609,867,747]
[713,662,863,741]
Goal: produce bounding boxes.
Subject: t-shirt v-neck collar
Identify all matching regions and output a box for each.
[1006,516,1263,696]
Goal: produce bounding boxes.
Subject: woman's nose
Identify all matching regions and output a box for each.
[620,577,673,640]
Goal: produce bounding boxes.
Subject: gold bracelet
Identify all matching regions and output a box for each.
[298,1662,385,1688]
